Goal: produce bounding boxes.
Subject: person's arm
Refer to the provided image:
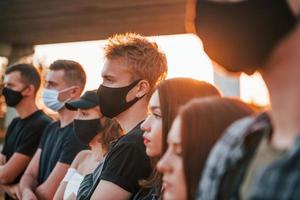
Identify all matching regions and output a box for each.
[53,181,67,200]
[0,153,31,184]
[91,180,131,200]
[19,149,41,200]
[53,151,87,200]
[35,162,69,200]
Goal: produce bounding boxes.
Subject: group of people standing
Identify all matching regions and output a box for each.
[0,0,300,200]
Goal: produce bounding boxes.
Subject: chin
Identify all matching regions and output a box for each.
[146,149,153,157]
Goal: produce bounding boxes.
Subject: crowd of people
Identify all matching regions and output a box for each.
[0,0,299,199]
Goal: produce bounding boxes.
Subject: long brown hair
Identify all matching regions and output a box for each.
[140,78,221,191]
[98,117,123,151]
[179,97,254,200]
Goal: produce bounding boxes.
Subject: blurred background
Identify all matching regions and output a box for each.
[0,1,269,198]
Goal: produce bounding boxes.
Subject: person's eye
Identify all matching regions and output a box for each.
[153,113,162,119]
[104,77,114,84]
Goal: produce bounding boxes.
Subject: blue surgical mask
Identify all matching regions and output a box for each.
[42,88,68,111]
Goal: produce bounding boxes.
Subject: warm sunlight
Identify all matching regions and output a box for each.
[34,34,214,91]
[240,72,270,106]
[34,33,269,106]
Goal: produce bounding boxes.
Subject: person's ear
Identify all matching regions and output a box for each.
[22,85,35,97]
[135,80,150,98]
[127,80,150,101]
[69,86,82,98]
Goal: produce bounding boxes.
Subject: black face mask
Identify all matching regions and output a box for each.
[2,87,25,107]
[196,0,298,73]
[73,119,101,145]
[97,79,143,118]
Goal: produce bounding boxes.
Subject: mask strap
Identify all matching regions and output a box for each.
[130,79,147,100]
[58,86,77,102]
[19,85,29,95]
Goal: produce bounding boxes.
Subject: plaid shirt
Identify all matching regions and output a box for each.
[197,112,300,200]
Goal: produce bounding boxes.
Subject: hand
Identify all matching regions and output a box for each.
[21,188,38,200]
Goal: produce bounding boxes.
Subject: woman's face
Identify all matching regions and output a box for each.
[141,91,163,157]
[76,106,101,120]
[157,117,187,200]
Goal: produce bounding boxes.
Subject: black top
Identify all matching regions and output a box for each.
[99,122,151,197]
[37,121,88,184]
[1,110,52,200]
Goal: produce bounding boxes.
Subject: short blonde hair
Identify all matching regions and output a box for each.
[104,33,168,90]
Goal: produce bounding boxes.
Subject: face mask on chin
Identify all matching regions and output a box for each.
[42,87,73,111]
[196,0,298,73]
[97,79,145,118]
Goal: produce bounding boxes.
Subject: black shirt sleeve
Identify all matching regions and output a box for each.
[1,118,18,155]
[16,119,51,157]
[58,131,87,165]
[100,142,151,194]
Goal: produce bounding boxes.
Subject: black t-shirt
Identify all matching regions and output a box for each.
[1,110,52,200]
[99,122,152,197]
[37,121,88,184]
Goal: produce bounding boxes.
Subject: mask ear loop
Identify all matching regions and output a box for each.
[58,86,77,102]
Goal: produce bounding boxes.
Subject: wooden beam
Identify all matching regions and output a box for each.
[0,0,187,45]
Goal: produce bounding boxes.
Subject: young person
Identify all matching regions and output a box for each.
[0,64,52,199]
[134,77,221,199]
[54,90,123,200]
[82,33,167,200]
[196,0,300,199]
[18,60,88,200]
[157,97,254,200]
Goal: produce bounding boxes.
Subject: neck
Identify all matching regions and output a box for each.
[58,108,76,127]
[262,25,300,150]
[116,99,148,133]
[90,144,105,161]
[16,98,38,119]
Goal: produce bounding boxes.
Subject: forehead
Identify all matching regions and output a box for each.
[4,71,22,83]
[45,70,65,83]
[168,117,182,143]
[149,91,160,108]
[102,59,133,80]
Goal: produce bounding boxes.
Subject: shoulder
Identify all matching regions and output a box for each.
[117,125,144,146]
[41,121,60,137]
[111,128,145,155]
[71,150,91,168]
[34,110,53,124]
[7,117,20,129]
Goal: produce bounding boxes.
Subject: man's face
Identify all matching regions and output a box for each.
[101,59,134,88]
[44,70,68,90]
[44,70,76,102]
[3,71,26,92]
